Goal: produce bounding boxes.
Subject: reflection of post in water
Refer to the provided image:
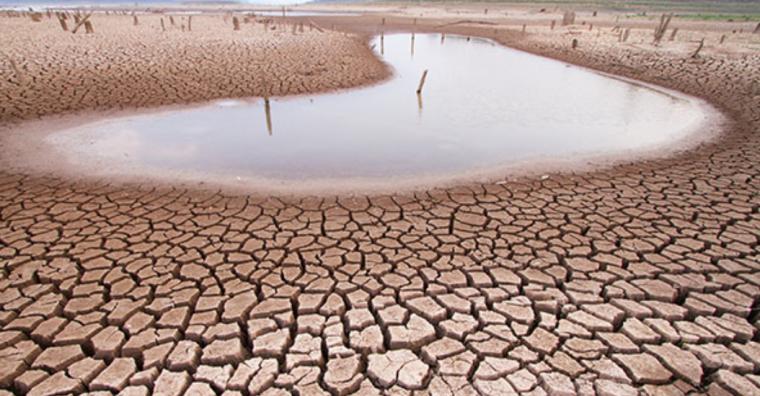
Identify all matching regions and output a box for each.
[416,69,428,115]
[416,70,428,94]
[411,33,415,57]
[264,97,272,136]
[380,31,384,55]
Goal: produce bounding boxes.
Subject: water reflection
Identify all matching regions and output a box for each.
[50,34,710,181]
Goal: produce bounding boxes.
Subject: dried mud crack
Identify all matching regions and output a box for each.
[1,10,760,396]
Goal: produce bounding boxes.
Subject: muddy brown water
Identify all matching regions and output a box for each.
[45,34,716,189]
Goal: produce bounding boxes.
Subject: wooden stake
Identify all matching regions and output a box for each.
[161,17,165,31]
[669,27,678,41]
[653,13,672,44]
[691,38,704,58]
[264,98,272,135]
[571,38,578,49]
[7,57,24,84]
[57,15,68,31]
[233,16,240,31]
[188,15,191,31]
[562,11,575,26]
[71,13,91,34]
[133,14,138,25]
[416,69,428,94]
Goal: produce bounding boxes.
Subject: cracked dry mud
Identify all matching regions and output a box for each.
[1,10,760,396]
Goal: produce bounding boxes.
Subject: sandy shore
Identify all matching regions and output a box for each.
[0,4,759,396]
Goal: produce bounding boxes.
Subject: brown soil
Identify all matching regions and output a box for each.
[0,6,759,396]
[0,13,388,124]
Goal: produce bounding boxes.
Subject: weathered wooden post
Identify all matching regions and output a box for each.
[57,14,68,31]
[653,13,672,44]
[691,38,704,58]
[562,11,575,26]
[233,16,240,30]
[264,98,272,135]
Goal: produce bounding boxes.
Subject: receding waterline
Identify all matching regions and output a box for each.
[39,34,717,190]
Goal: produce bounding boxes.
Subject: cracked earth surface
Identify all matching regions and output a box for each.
[1,10,760,396]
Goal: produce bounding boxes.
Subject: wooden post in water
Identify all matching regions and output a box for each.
[84,20,93,33]
[133,14,138,25]
[233,16,240,31]
[264,98,272,135]
[571,38,578,49]
[719,34,726,44]
[441,33,445,44]
[416,69,428,94]
[160,17,165,31]
[188,15,191,31]
[550,20,555,30]
[380,31,384,55]
[411,32,415,56]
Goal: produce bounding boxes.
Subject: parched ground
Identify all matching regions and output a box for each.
[1,8,760,396]
[0,13,387,123]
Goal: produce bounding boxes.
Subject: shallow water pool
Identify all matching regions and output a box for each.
[48,34,714,188]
